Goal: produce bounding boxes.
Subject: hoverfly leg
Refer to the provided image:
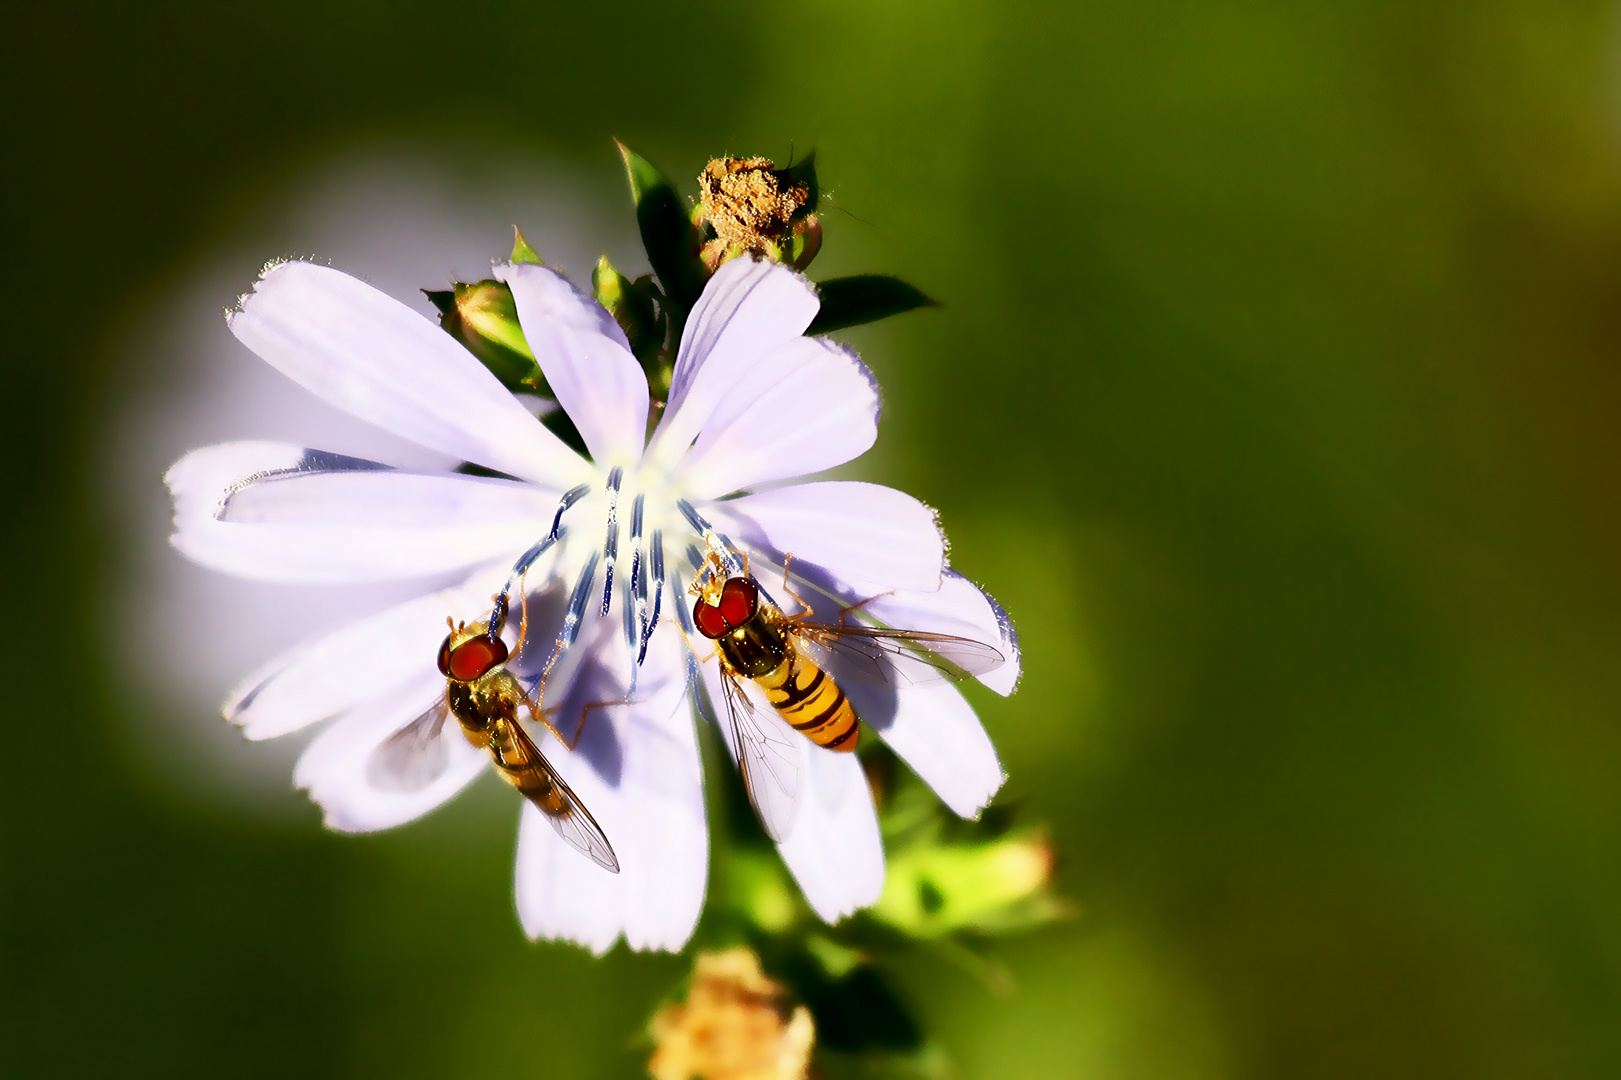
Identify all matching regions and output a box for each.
[778,552,817,621]
[514,656,586,750]
[517,682,577,751]
[514,574,531,660]
[666,615,718,666]
[836,590,897,628]
[559,698,626,751]
[516,664,630,752]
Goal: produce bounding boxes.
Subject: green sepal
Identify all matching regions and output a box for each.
[784,218,822,271]
[509,225,544,265]
[424,280,548,394]
[806,275,937,335]
[592,255,667,369]
[616,141,708,327]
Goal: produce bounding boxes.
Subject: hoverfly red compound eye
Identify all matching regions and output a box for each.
[446,635,508,682]
[436,634,454,676]
[693,598,728,639]
[718,577,758,628]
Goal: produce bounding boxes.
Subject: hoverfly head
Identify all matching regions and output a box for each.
[437,619,509,682]
[693,576,759,639]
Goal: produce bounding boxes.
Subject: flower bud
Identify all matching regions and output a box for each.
[870,830,1065,938]
[649,949,815,1080]
[424,279,547,394]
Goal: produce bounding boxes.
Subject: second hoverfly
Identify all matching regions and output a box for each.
[366,615,619,873]
[690,546,1005,843]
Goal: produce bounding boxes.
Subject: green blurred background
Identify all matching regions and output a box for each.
[5,1,1621,1076]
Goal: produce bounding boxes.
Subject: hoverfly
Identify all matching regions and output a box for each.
[689,544,1006,842]
[367,614,620,873]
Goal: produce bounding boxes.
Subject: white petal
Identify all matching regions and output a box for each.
[673,339,879,497]
[228,261,589,486]
[498,262,649,467]
[293,673,488,833]
[847,677,1004,819]
[166,442,553,582]
[514,622,706,953]
[226,571,506,740]
[858,572,1022,696]
[775,745,886,922]
[711,482,944,594]
[650,259,820,467]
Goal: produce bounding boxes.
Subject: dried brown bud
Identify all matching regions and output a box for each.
[649,948,815,1080]
[697,157,812,269]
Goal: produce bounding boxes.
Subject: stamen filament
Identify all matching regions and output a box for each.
[561,550,601,649]
[639,529,664,667]
[488,482,591,637]
[627,494,647,651]
[600,467,623,616]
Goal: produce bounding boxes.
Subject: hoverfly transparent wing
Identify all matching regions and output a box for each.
[366,697,453,792]
[792,623,1006,687]
[506,718,621,874]
[716,670,802,843]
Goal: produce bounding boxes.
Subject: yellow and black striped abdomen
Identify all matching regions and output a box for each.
[757,651,859,752]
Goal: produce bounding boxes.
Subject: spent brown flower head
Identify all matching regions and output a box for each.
[697,158,812,268]
[649,949,816,1080]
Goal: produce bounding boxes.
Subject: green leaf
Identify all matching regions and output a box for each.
[509,225,544,265]
[615,140,707,325]
[806,275,937,335]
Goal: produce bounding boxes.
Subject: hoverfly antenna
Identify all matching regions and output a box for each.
[446,616,455,630]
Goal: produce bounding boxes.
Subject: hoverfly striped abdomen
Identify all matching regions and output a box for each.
[758,651,858,750]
